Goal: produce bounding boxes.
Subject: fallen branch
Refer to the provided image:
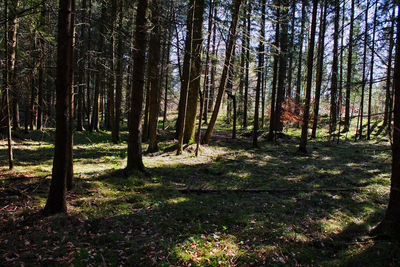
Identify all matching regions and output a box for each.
[171,187,364,193]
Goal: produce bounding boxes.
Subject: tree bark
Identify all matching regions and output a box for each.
[358,1,369,140]
[43,0,75,215]
[126,0,149,171]
[367,2,377,140]
[267,7,280,142]
[147,0,162,153]
[294,0,306,117]
[373,4,400,238]
[311,0,327,139]
[252,0,265,148]
[243,1,251,129]
[113,0,124,144]
[329,0,340,138]
[343,0,355,132]
[274,0,289,133]
[183,0,205,143]
[298,0,318,153]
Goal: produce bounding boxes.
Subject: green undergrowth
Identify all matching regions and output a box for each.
[0,123,399,266]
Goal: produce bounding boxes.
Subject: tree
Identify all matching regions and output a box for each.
[183,0,205,143]
[298,0,318,153]
[252,0,265,148]
[373,3,400,238]
[2,0,14,169]
[266,6,280,142]
[147,0,162,153]
[311,0,327,139]
[329,0,340,138]
[113,0,124,143]
[43,0,75,215]
[274,0,289,134]
[367,2,377,140]
[343,0,355,132]
[294,0,307,117]
[383,5,395,131]
[202,0,243,144]
[358,0,369,140]
[126,0,149,171]
[176,0,196,154]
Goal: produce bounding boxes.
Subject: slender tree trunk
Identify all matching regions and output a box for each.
[274,0,289,133]
[294,0,306,117]
[286,1,296,105]
[126,0,149,171]
[209,7,217,114]
[91,3,106,131]
[358,1,369,140]
[37,5,46,131]
[196,0,214,156]
[43,0,75,215]
[367,2,377,140]
[343,0,355,132]
[9,0,19,130]
[113,1,124,144]
[311,0,327,139]
[252,0,265,148]
[163,18,172,131]
[176,0,196,154]
[329,0,340,138]
[298,0,318,153]
[147,0,162,152]
[86,0,93,131]
[76,0,87,132]
[243,1,251,129]
[386,7,396,134]
[3,0,14,169]
[267,7,280,142]
[202,0,242,145]
[337,1,345,141]
[176,0,196,140]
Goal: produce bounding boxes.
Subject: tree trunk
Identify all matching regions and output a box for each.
[343,0,355,132]
[126,0,149,171]
[113,1,124,144]
[9,0,19,130]
[298,0,318,153]
[147,0,162,153]
[91,3,106,132]
[202,0,242,144]
[329,0,340,138]
[358,1,369,140]
[385,7,396,134]
[176,0,196,140]
[183,0,205,143]
[286,1,296,104]
[367,2,377,140]
[266,7,280,142]
[294,0,307,117]
[43,0,75,215]
[274,0,289,133]
[373,4,400,238]
[3,0,14,169]
[311,0,327,139]
[243,1,251,129]
[196,0,214,156]
[252,0,265,148]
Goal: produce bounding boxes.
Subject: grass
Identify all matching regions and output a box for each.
[0,120,399,266]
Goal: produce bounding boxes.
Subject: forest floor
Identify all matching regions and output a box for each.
[1,122,399,266]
